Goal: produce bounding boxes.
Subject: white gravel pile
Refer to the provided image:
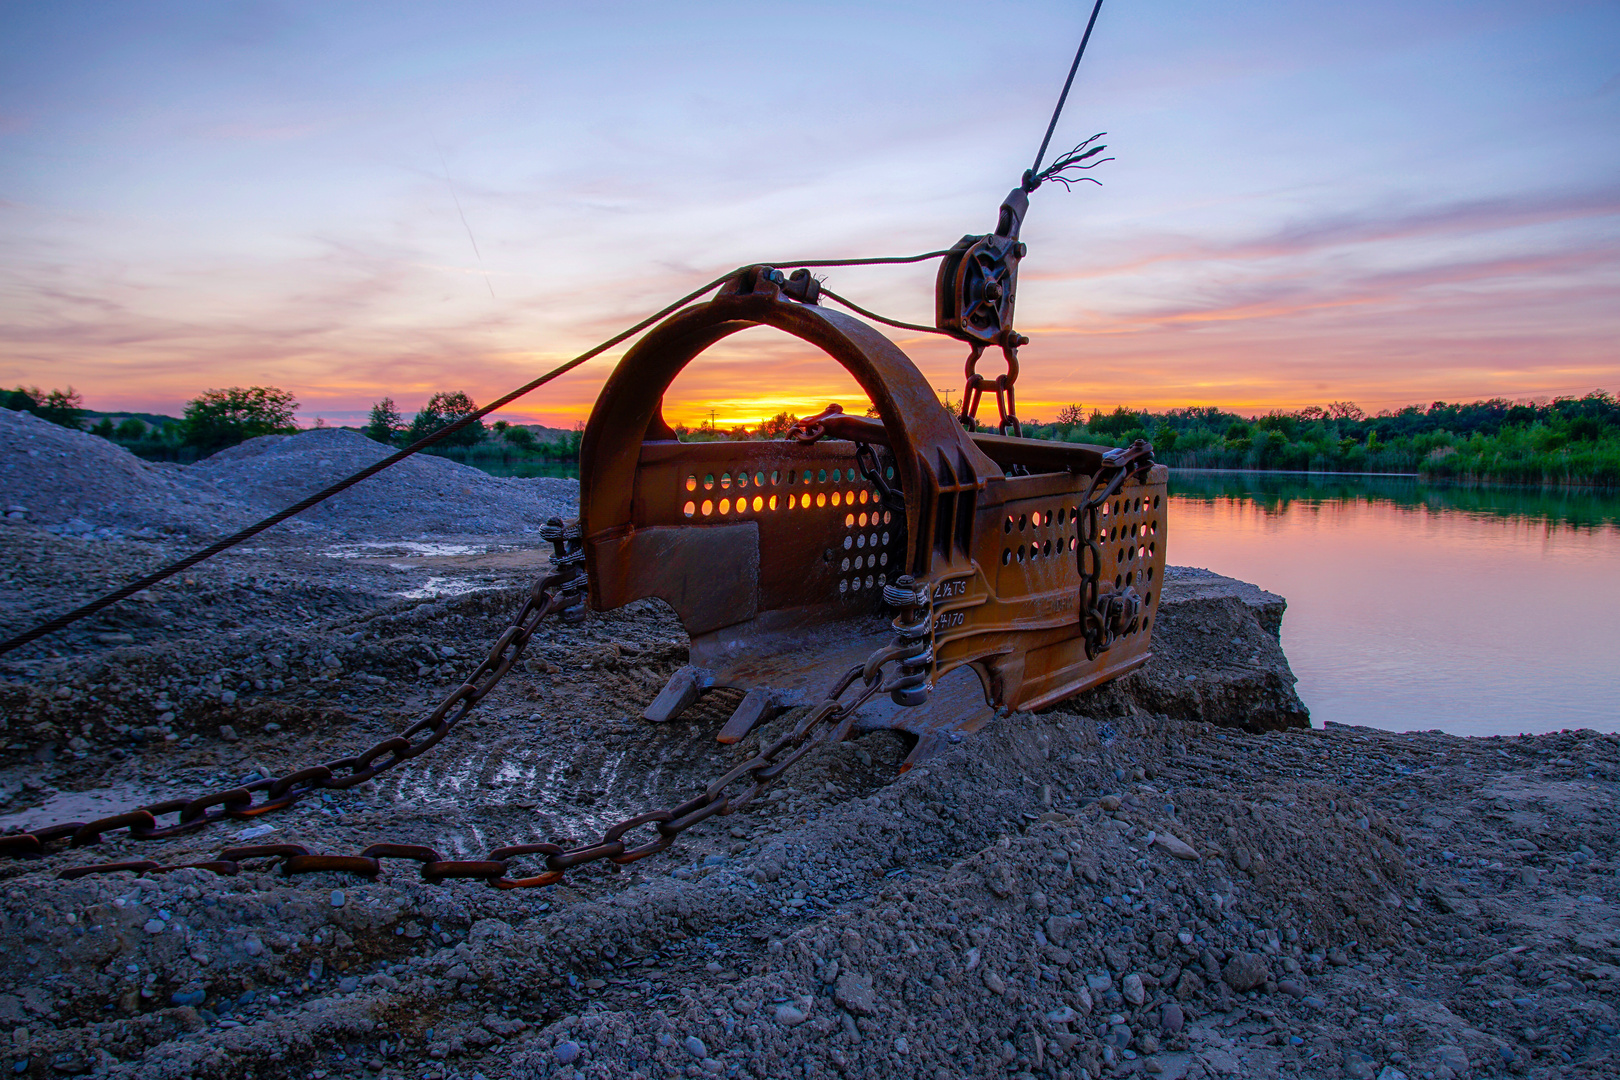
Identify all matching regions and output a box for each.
[0,409,248,538]
[191,428,577,539]
[0,414,577,542]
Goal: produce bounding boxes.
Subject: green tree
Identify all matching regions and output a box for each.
[363,397,403,444]
[115,417,147,440]
[180,386,300,452]
[504,424,536,448]
[406,390,485,448]
[36,387,85,429]
[91,417,116,438]
[2,386,40,413]
[756,411,800,438]
[1087,406,1142,439]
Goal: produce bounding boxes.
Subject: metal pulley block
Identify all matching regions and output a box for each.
[578,264,1167,768]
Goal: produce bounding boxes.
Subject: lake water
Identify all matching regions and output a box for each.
[1168,472,1620,737]
[492,460,1619,737]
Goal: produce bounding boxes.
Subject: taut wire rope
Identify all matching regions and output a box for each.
[0,251,950,657]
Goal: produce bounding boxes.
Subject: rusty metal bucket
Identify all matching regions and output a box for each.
[578,265,1167,766]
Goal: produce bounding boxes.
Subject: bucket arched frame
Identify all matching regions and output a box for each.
[579,269,998,645]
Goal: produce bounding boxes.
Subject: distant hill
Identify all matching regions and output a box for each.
[514,424,577,442]
[82,410,180,429]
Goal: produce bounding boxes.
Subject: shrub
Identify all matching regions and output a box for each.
[14,387,86,430]
[2,387,40,413]
[180,386,299,452]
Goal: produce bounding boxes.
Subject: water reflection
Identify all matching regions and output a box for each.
[1167,471,1620,736]
[1172,470,1620,531]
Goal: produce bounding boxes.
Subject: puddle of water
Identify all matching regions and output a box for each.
[394,577,501,600]
[324,541,489,560]
[0,786,158,833]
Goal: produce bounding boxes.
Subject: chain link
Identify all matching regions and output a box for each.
[955,338,1028,438]
[8,512,928,889]
[1,518,586,866]
[49,637,915,888]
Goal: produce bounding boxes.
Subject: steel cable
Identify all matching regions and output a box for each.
[0,250,949,656]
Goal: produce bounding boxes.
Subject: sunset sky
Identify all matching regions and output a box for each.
[2,1,1617,429]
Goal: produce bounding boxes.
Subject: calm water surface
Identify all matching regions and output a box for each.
[1168,472,1620,737]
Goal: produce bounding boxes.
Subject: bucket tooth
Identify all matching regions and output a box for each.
[716,687,778,744]
[899,730,958,771]
[643,666,713,723]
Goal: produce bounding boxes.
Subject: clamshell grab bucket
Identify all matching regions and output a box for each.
[579,267,1167,763]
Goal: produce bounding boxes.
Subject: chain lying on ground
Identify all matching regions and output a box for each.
[48,608,924,889]
[0,519,585,866]
[5,523,930,889]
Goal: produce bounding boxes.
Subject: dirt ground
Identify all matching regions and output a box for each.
[0,442,1617,1080]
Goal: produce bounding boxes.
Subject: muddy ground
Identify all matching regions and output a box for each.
[0,452,1617,1080]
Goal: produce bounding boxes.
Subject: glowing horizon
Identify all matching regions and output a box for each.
[2,3,1616,429]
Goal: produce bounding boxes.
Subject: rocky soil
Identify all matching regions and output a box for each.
[0,428,1616,1080]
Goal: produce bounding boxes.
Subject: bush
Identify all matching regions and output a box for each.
[115,417,147,440]
[7,386,86,429]
[180,386,299,452]
[2,387,40,413]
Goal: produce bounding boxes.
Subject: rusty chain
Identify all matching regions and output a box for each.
[6,515,926,889]
[956,336,1030,438]
[51,633,913,889]
[0,518,585,866]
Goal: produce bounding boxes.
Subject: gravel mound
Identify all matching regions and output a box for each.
[0,409,248,539]
[191,429,577,539]
[0,415,577,543]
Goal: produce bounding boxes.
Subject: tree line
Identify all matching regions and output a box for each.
[10,381,1616,486]
[2,384,579,464]
[361,393,581,463]
[4,385,300,454]
[665,394,1620,488]
[1015,393,1620,487]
